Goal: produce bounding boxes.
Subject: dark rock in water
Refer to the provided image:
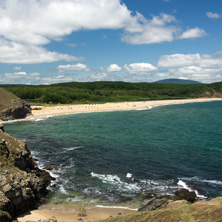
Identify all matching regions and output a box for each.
[0,126,54,221]
[175,188,196,203]
[138,189,197,212]
[43,166,53,171]
[0,124,5,132]
[140,192,157,200]
[0,88,31,121]
[138,195,178,212]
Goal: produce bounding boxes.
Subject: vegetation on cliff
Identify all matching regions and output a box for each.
[0,88,31,121]
[102,197,222,222]
[1,81,222,104]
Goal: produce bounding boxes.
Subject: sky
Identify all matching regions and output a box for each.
[0,0,222,85]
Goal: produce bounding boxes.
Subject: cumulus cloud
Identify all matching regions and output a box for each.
[166,66,222,83]
[206,12,221,19]
[107,64,122,72]
[14,71,27,75]
[157,52,222,83]
[57,63,90,72]
[122,12,206,44]
[0,38,83,64]
[180,28,207,39]
[0,0,132,46]
[13,66,21,70]
[124,63,157,74]
[0,0,207,66]
[90,72,107,80]
[122,13,180,44]
[158,52,222,68]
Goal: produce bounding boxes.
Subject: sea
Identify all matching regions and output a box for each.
[4,101,222,208]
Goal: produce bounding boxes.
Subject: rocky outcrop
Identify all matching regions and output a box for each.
[138,189,197,212]
[0,88,31,121]
[0,125,54,221]
[103,197,222,222]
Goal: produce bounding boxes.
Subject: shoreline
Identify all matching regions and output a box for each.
[15,98,222,123]
[1,98,221,125]
[17,203,136,222]
[10,98,222,221]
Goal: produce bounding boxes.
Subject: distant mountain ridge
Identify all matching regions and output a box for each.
[154,78,202,84]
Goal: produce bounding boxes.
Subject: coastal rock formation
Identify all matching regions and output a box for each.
[103,197,222,222]
[0,125,53,221]
[0,88,31,121]
[138,189,197,212]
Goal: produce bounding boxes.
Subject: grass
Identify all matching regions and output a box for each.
[101,198,222,222]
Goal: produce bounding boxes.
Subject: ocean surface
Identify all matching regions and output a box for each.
[4,101,222,207]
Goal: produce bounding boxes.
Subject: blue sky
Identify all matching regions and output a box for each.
[0,0,222,85]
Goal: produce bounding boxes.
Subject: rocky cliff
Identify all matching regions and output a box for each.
[0,88,31,121]
[0,125,53,222]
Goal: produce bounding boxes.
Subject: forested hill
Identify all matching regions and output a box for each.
[1,81,222,104]
[154,78,202,84]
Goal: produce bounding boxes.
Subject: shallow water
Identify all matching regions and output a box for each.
[5,101,222,205]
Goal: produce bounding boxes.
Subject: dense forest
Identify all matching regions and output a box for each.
[1,81,222,104]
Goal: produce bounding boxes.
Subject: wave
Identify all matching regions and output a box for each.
[95,205,138,211]
[178,177,209,199]
[135,106,153,111]
[181,176,222,187]
[63,146,83,151]
[91,172,141,192]
[91,172,181,195]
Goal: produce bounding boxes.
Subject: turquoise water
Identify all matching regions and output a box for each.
[4,101,222,205]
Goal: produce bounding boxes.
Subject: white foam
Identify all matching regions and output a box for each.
[178,179,207,199]
[91,172,141,192]
[202,179,222,186]
[63,146,83,151]
[96,205,138,211]
[59,185,68,194]
[135,106,153,111]
[177,179,192,191]
[126,173,132,179]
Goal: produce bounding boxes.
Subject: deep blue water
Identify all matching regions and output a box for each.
[4,101,222,206]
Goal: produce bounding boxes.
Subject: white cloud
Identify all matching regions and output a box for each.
[124,63,157,74]
[0,0,206,62]
[0,38,83,64]
[107,64,122,72]
[0,0,132,46]
[206,12,221,19]
[90,72,107,80]
[122,13,180,44]
[158,52,222,68]
[167,66,222,83]
[14,71,27,75]
[57,63,90,72]
[66,43,77,47]
[180,28,207,39]
[122,13,206,44]
[13,66,21,70]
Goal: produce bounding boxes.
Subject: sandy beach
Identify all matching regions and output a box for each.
[17,203,136,222]
[27,98,222,120]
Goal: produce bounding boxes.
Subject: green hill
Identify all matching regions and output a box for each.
[1,81,222,104]
[154,78,202,84]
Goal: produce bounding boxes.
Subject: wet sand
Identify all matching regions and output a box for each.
[17,203,136,222]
